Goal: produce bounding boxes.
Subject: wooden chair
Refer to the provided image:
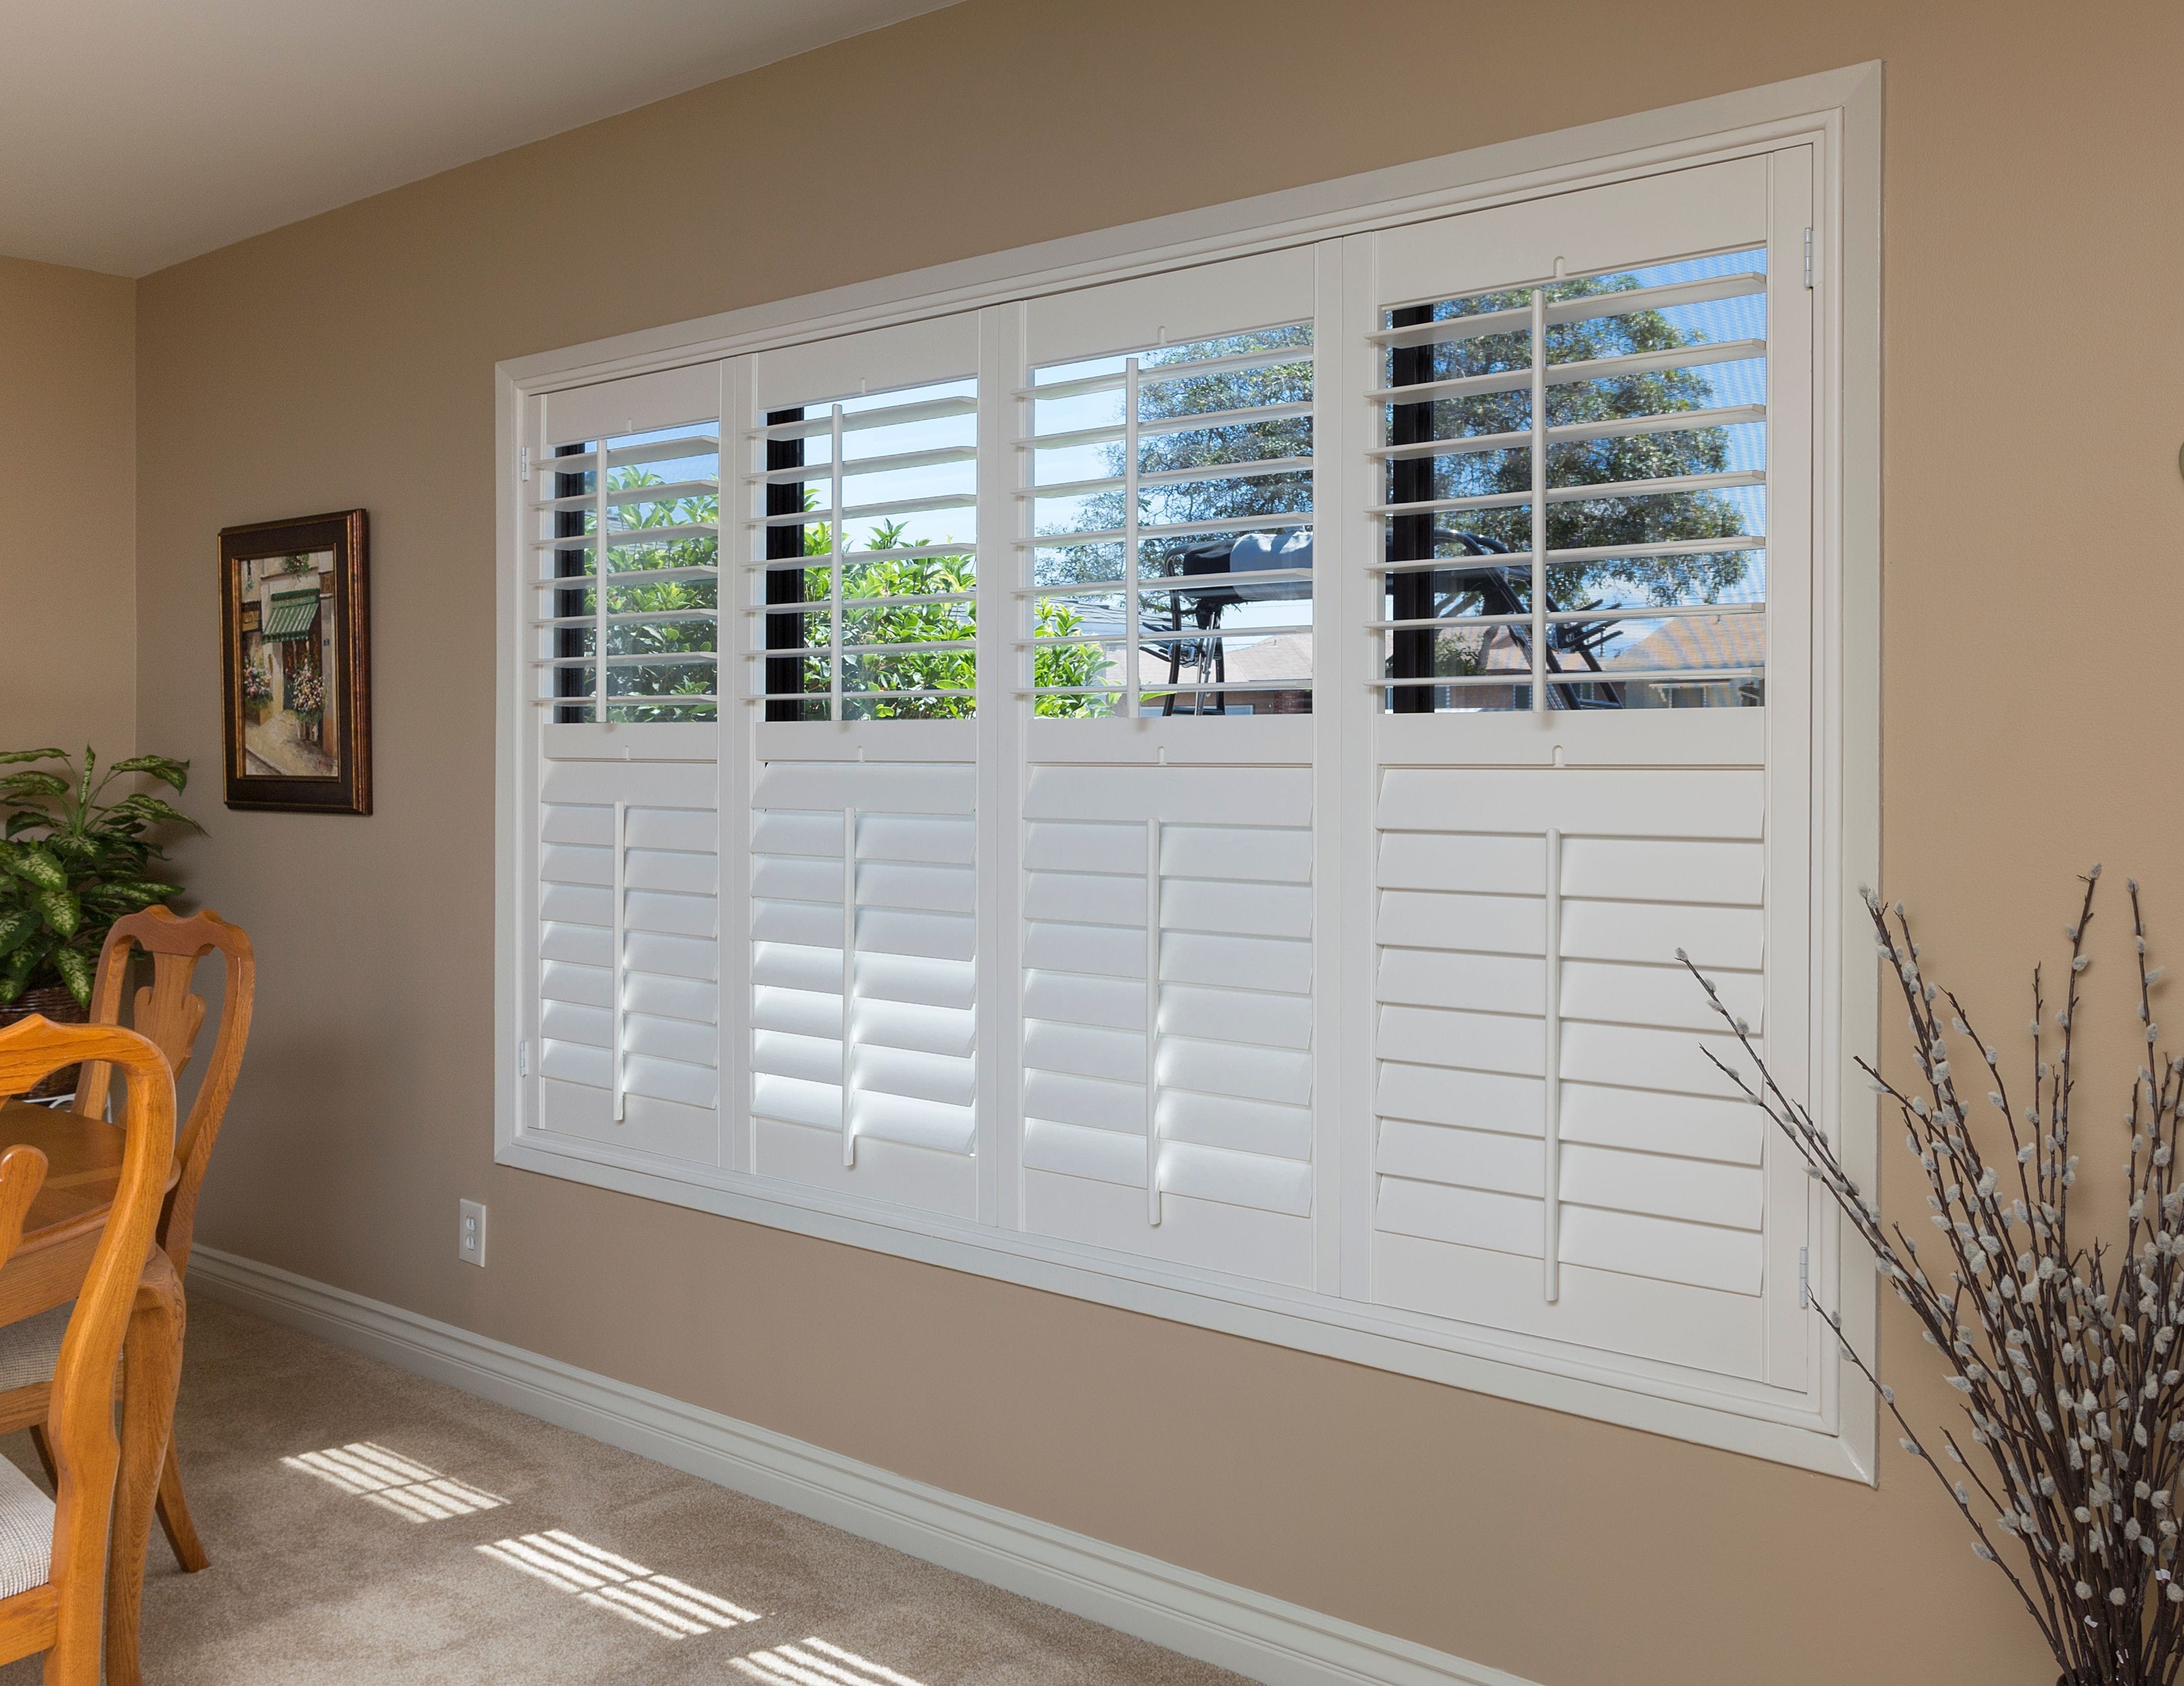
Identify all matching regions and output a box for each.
[0,1016,176,1684]
[0,907,253,1576]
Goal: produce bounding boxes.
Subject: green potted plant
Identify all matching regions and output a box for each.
[0,747,202,1096]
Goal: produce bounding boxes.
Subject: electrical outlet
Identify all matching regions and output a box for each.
[459,1199,487,1267]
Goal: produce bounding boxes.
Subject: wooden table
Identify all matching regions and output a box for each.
[0,1096,185,1686]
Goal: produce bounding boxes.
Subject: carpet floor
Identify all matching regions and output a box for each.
[0,1298,1244,1685]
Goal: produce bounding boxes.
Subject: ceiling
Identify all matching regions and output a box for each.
[0,0,961,277]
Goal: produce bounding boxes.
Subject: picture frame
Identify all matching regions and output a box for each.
[219,509,372,814]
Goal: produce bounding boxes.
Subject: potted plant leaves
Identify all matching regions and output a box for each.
[0,747,202,1096]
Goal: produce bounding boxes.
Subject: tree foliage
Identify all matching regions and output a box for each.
[1040,281,1756,610]
[577,468,720,722]
[1416,272,1755,610]
[1043,328,1317,589]
[766,511,1105,720]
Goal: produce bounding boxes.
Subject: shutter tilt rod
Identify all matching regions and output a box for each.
[1528,287,1548,717]
[1123,357,1142,718]
[596,430,613,723]
[1542,826,1562,1299]
[842,805,858,1167]
[1146,814,1162,1225]
[611,800,628,1123]
[829,406,845,722]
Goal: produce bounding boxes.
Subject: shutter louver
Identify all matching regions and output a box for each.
[536,756,720,1165]
[748,760,979,1217]
[1020,763,1314,1286]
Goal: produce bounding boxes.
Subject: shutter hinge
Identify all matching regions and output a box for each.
[517,1038,531,1077]
[1799,1246,1810,1308]
[1803,227,1814,290]
[519,444,531,483]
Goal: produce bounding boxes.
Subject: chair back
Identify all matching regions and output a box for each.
[0,1016,173,1658]
[71,907,254,1277]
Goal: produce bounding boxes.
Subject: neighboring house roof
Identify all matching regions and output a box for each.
[1214,632,1314,683]
[262,591,322,642]
[1130,607,1764,691]
[1605,612,1764,673]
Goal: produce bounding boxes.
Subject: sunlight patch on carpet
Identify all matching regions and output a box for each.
[731,1636,929,1684]
[476,1529,759,1639]
[280,1441,505,1521]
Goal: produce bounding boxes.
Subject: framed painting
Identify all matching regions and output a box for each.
[219,509,372,813]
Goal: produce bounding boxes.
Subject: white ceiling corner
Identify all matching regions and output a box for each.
[0,0,963,277]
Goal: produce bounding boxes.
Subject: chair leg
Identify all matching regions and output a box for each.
[108,1266,188,1686]
[154,1440,209,1572]
[26,1423,56,1492]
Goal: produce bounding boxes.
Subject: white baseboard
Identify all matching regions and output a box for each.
[189,1246,1537,1686]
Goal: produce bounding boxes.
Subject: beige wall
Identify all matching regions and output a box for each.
[131,3,2184,1682]
[1,258,135,757]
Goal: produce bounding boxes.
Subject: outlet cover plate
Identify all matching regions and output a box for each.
[459,1199,487,1267]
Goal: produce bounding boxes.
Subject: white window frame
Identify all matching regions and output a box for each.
[495,63,1881,1478]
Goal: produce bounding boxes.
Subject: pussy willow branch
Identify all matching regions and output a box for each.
[1684,870,2184,1685]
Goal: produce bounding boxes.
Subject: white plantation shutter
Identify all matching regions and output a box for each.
[737,314,987,1218]
[522,364,726,1170]
[1010,250,1325,1290]
[747,760,979,1217]
[1366,157,1780,718]
[505,134,1854,1462]
[1019,764,1314,1286]
[1355,151,1819,1395]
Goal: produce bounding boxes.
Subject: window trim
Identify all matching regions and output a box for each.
[495,62,1881,1478]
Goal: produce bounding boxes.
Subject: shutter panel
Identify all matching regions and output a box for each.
[1358,152,1816,1392]
[525,364,725,1168]
[748,760,979,1217]
[1011,250,1324,1288]
[1020,763,1314,1286]
[737,314,986,1218]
